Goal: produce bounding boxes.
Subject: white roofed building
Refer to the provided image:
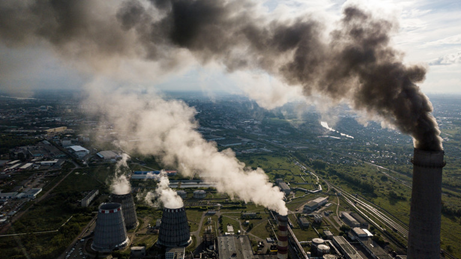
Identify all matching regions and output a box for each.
[67,145,89,158]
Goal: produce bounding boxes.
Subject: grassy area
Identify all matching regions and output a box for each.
[248,219,274,239]
[221,214,241,234]
[186,209,204,232]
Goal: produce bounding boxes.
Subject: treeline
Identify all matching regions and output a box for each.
[0,134,40,155]
[442,204,461,218]
[328,168,375,194]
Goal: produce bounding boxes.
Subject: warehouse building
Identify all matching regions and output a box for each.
[81,189,99,207]
[303,197,328,213]
[332,236,363,259]
[96,151,121,162]
[193,190,206,199]
[350,212,369,229]
[278,182,291,196]
[341,212,360,228]
[67,145,90,158]
[218,235,253,259]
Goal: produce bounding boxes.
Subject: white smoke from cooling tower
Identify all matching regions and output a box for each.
[86,86,288,215]
[109,153,132,195]
[141,171,184,209]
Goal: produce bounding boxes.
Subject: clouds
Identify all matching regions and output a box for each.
[429,52,461,66]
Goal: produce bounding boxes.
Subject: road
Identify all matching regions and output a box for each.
[58,214,97,259]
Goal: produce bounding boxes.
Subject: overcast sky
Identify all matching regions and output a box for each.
[0,0,460,97]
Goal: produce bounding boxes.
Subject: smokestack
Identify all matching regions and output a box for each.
[277,215,289,259]
[157,206,191,248]
[92,203,129,253]
[408,148,445,259]
[111,192,138,230]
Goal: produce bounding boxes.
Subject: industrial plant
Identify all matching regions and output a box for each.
[0,88,455,259]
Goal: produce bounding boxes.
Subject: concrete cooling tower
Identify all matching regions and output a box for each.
[157,207,191,248]
[408,149,445,259]
[92,203,129,253]
[111,192,138,229]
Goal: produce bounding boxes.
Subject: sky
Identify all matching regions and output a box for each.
[0,0,460,97]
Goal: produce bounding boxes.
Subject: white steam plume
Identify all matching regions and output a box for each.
[138,171,183,209]
[109,153,132,195]
[86,83,288,215]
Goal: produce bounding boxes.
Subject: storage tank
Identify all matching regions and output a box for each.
[317,244,330,255]
[312,238,325,248]
[92,203,129,252]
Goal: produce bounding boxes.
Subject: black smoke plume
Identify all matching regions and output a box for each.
[0,0,442,151]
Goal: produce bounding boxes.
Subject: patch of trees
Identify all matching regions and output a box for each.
[388,190,407,201]
[328,168,375,194]
[1,134,40,155]
[442,204,461,217]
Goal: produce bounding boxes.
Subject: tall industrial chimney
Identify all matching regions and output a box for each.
[277,215,289,259]
[157,207,191,248]
[111,192,138,229]
[408,149,445,259]
[92,203,129,253]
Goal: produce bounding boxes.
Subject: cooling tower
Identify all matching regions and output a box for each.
[157,207,191,248]
[277,215,289,259]
[92,203,129,253]
[111,192,138,229]
[408,149,445,259]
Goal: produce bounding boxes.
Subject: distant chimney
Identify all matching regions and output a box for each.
[408,149,445,259]
[277,215,288,259]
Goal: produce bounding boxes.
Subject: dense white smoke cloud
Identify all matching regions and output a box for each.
[108,153,132,195]
[86,83,288,215]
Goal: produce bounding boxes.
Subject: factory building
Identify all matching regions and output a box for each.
[19,163,33,170]
[96,150,121,162]
[298,217,310,229]
[217,235,253,259]
[350,212,369,229]
[37,159,59,166]
[22,188,42,199]
[348,227,368,240]
[193,190,206,199]
[131,170,177,180]
[341,212,360,228]
[67,145,89,158]
[332,236,363,259]
[313,214,323,224]
[303,197,328,213]
[165,247,185,259]
[0,192,18,200]
[278,182,291,196]
[130,246,146,258]
[347,228,391,259]
[81,189,99,207]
